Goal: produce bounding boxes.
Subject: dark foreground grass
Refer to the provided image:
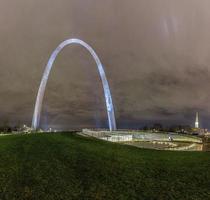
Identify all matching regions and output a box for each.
[0,133,209,200]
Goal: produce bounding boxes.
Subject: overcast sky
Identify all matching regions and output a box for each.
[1,0,210,129]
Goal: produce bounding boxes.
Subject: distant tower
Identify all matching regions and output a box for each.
[195,112,199,128]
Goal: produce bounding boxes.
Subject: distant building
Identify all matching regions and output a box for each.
[191,112,208,135]
[21,125,32,133]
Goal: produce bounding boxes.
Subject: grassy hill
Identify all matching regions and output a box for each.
[0,133,210,200]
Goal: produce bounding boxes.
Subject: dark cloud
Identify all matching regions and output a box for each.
[0,0,210,129]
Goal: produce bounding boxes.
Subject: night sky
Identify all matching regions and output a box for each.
[1,0,210,130]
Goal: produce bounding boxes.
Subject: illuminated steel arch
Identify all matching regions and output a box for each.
[32,38,117,131]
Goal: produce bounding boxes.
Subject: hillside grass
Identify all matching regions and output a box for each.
[0,133,210,200]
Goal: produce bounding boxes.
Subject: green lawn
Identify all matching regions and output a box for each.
[0,133,210,200]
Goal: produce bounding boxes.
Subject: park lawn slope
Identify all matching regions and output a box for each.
[0,133,210,200]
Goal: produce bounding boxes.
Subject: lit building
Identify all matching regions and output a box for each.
[101,134,133,142]
[192,112,207,135]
